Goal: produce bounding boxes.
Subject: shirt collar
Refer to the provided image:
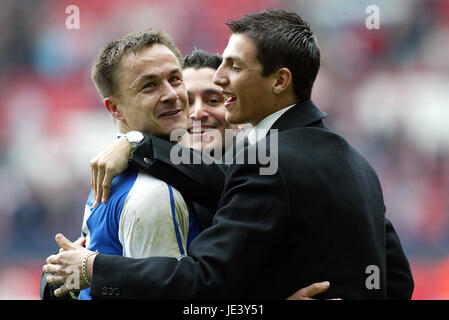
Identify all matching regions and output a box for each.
[248,104,295,145]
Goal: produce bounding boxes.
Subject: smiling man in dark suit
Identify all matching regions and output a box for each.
[44,9,413,299]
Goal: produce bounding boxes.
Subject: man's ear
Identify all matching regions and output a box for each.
[272,67,293,95]
[104,97,125,121]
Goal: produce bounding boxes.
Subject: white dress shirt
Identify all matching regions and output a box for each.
[247,104,295,145]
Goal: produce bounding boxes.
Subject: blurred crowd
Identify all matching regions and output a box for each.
[0,0,448,298]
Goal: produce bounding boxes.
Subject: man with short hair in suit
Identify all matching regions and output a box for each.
[44,9,413,299]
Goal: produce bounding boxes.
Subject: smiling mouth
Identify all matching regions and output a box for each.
[159,109,182,117]
[223,93,237,107]
[187,126,217,134]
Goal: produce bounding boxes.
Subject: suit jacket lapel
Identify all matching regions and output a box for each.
[270,100,328,132]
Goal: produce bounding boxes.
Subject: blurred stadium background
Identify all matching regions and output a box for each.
[0,0,448,299]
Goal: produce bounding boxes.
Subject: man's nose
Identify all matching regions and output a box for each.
[160,81,178,104]
[189,98,208,121]
[213,63,228,88]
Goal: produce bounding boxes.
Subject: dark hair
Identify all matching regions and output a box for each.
[91,29,182,99]
[226,9,320,101]
[183,48,223,70]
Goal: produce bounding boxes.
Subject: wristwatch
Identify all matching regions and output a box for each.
[124,130,144,155]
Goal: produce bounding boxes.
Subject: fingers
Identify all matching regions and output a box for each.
[94,160,106,208]
[101,170,113,204]
[54,284,70,298]
[92,160,113,206]
[90,138,131,208]
[55,233,80,251]
[45,267,80,298]
[74,236,86,248]
[286,290,313,300]
[43,262,60,274]
[59,236,86,253]
[43,262,72,279]
[46,253,58,265]
[44,253,70,274]
[286,281,330,300]
[91,158,98,208]
[46,273,65,284]
[307,281,330,296]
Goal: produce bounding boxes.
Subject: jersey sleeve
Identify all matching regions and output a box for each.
[118,172,190,259]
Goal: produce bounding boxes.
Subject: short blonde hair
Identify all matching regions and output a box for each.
[91,29,182,99]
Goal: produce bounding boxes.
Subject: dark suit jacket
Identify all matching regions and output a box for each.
[88,100,413,299]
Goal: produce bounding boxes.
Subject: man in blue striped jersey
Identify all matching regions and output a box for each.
[76,29,201,300]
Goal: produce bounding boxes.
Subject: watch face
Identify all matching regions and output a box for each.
[127,131,143,144]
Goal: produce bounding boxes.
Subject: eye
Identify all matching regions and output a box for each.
[169,76,182,85]
[231,65,241,72]
[142,82,156,90]
[207,96,223,105]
